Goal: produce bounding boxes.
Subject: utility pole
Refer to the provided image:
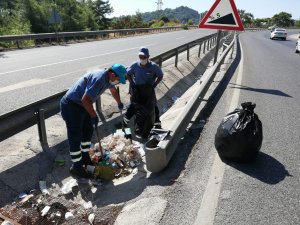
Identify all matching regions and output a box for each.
[155,0,163,11]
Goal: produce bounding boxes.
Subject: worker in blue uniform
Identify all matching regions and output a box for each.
[60,64,126,178]
[124,47,163,137]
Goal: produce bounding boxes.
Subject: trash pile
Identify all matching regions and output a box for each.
[0,189,123,225]
[88,133,145,180]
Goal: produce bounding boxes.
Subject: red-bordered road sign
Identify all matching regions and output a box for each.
[198,0,244,31]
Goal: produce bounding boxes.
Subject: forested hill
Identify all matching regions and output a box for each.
[142,6,200,24]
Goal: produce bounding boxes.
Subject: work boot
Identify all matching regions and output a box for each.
[69,165,92,178]
[82,153,94,166]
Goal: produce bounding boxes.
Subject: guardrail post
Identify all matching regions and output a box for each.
[198,42,202,57]
[207,39,210,50]
[203,41,206,54]
[175,49,179,67]
[187,44,190,61]
[16,40,20,49]
[36,109,49,148]
[213,30,222,65]
[159,56,163,67]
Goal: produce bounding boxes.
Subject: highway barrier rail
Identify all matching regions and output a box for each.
[0,31,229,147]
[0,26,197,49]
[144,32,236,172]
[0,27,266,50]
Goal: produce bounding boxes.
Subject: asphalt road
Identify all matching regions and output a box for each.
[0,28,215,115]
[158,31,300,225]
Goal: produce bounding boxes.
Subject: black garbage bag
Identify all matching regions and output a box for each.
[135,104,155,138]
[214,102,263,162]
[133,85,156,138]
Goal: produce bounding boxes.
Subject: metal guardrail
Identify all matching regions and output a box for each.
[0,31,223,145]
[144,32,236,173]
[0,26,197,48]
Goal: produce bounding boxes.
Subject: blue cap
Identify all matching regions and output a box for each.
[138,47,149,57]
[112,64,126,84]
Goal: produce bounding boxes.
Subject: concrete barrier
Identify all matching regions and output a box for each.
[144,33,236,172]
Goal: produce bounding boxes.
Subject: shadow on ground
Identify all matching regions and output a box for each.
[222,152,292,184]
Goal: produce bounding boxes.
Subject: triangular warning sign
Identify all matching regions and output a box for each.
[199,0,244,31]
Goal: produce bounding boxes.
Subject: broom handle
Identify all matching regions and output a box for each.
[116,86,124,130]
[94,125,104,159]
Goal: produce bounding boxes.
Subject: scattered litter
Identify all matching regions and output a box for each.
[41,205,51,217]
[20,194,34,204]
[91,186,97,194]
[171,96,178,103]
[88,213,95,224]
[83,201,93,209]
[18,193,27,199]
[169,178,178,185]
[87,133,144,179]
[65,212,75,220]
[86,165,95,174]
[60,178,78,195]
[149,128,170,142]
[55,159,65,166]
[1,221,13,225]
[39,180,49,195]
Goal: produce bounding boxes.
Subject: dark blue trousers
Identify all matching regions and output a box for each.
[60,97,93,168]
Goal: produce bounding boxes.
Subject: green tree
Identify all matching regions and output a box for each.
[110,13,148,29]
[23,0,53,33]
[253,18,270,28]
[88,0,113,29]
[0,0,31,47]
[295,20,300,27]
[238,10,254,27]
[187,19,194,25]
[272,12,293,27]
[160,16,169,23]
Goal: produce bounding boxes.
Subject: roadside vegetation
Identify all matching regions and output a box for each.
[0,0,299,48]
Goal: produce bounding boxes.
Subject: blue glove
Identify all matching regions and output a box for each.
[91,116,99,127]
[118,102,124,110]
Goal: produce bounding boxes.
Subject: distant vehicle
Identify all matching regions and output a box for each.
[295,37,300,53]
[270,28,287,41]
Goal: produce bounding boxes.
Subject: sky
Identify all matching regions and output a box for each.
[108,0,300,20]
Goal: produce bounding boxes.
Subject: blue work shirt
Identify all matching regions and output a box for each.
[65,69,114,105]
[127,60,163,85]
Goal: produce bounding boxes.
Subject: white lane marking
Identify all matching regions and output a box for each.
[0,60,125,93]
[47,62,116,80]
[194,155,225,225]
[194,43,244,225]
[0,44,155,76]
[0,79,50,93]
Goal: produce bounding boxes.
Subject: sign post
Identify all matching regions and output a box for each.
[48,8,62,43]
[198,0,244,64]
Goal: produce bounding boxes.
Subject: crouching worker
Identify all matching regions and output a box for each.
[60,64,127,178]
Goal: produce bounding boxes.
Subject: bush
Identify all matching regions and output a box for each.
[0,12,33,48]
